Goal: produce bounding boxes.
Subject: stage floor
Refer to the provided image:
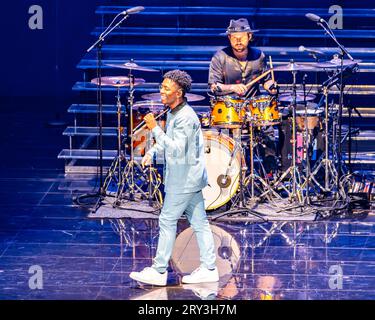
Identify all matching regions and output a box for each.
[0,166,374,300]
[0,100,374,300]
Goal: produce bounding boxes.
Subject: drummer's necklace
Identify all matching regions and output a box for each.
[237,60,248,84]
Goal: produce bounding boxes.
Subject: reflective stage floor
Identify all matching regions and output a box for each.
[0,100,374,300]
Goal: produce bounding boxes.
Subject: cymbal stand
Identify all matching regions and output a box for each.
[103,86,125,193]
[115,72,147,204]
[270,69,303,203]
[308,86,338,192]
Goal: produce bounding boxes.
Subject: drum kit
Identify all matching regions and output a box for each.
[90,55,359,217]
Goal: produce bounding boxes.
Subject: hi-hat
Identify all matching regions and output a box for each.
[279,91,316,103]
[105,61,159,72]
[314,58,361,68]
[141,92,206,102]
[90,76,145,87]
[274,62,317,72]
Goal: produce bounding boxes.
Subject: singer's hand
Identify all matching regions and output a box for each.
[144,113,157,130]
[230,84,248,96]
[141,153,152,168]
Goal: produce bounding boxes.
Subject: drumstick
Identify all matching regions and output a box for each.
[244,69,271,92]
[269,56,275,83]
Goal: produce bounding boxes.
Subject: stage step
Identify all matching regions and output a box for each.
[63,127,118,137]
[92,27,375,40]
[96,6,375,19]
[68,104,126,114]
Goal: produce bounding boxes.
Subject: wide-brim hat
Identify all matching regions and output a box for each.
[222,18,259,35]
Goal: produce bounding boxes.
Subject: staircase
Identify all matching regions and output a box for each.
[58,0,375,174]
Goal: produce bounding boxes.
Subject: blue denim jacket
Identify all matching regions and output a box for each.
[146,101,208,194]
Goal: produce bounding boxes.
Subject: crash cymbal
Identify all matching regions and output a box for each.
[314,58,361,68]
[274,62,317,72]
[105,61,159,72]
[278,92,316,103]
[90,76,145,87]
[132,100,165,113]
[141,92,206,102]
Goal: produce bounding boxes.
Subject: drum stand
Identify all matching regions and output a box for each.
[102,86,125,195]
[212,103,267,221]
[308,86,338,193]
[269,70,304,204]
[109,72,161,209]
[245,118,282,202]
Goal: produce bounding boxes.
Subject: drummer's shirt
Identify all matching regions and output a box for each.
[146,100,208,194]
[208,46,270,98]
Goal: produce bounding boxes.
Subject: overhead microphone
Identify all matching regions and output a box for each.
[305,13,325,24]
[298,45,324,56]
[121,6,144,15]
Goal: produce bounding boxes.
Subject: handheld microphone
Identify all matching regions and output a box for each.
[121,6,144,15]
[305,13,325,24]
[298,45,324,56]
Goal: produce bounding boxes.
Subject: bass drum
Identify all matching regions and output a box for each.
[171,225,240,278]
[202,130,243,211]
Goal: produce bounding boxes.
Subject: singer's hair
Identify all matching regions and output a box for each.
[163,70,192,95]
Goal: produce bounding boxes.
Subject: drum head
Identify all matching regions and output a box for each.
[171,225,241,278]
[202,131,242,210]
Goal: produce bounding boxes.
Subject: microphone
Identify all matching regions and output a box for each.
[298,45,324,56]
[121,6,144,15]
[305,13,325,23]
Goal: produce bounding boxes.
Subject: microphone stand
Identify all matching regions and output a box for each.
[85,12,130,213]
[315,19,355,189]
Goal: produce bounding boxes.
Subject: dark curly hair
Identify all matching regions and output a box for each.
[163,70,192,95]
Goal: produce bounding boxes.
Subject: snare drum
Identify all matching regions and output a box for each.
[202,130,244,210]
[249,95,280,125]
[210,96,247,129]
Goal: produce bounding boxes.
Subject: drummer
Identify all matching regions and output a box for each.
[208,18,277,97]
[208,18,279,175]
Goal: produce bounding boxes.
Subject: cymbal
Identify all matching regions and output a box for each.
[314,58,361,68]
[274,62,317,72]
[105,61,159,72]
[278,92,316,103]
[133,100,165,113]
[90,76,145,87]
[141,92,206,102]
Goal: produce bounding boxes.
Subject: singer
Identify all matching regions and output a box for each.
[129,70,219,286]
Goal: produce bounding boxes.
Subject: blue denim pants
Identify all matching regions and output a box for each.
[152,191,217,273]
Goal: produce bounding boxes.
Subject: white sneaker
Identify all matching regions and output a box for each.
[181,267,219,284]
[129,267,168,286]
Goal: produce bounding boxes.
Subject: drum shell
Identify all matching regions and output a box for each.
[211,97,247,129]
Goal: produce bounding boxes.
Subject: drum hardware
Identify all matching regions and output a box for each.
[307,85,339,193]
[272,63,305,204]
[210,112,267,221]
[92,68,163,209]
[86,12,132,212]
